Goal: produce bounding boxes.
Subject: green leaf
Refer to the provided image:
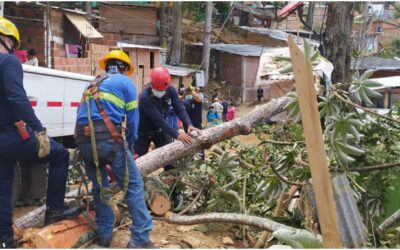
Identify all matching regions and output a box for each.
[303,39,312,60]
[363,79,383,88]
[360,69,376,81]
[272,229,322,248]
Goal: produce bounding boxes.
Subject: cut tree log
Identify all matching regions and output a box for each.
[163,212,321,244]
[137,97,289,177]
[144,176,172,216]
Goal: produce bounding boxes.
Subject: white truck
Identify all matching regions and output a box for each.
[12,65,94,206]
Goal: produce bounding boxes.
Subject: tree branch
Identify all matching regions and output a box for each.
[332,89,400,124]
[377,208,400,235]
[162,212,321,243]
[268,163,306,186]
[349,162,400,172]
[178,188,204,215]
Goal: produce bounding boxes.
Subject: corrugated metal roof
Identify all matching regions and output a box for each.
[353,57,400,70]
[238,26,320,47]
[116,42,164,50]
[370,76,400,89]
[192,43,269,56]
[162,64,196,77]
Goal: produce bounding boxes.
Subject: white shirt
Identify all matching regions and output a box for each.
[25,57,38,66]
[212,101,223,112]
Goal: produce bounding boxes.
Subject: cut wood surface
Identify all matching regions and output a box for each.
[144,177,172,216]
[288,36,342,248]
[136,97,289,177]
[31,212,96,248]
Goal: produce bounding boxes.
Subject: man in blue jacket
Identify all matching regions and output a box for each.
[135,67,199,161]
[75,50,154,248]
[0,17,81,248]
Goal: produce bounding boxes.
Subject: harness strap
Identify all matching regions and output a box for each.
[87,76,123,145]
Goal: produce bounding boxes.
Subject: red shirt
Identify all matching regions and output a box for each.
[13,50,27,63]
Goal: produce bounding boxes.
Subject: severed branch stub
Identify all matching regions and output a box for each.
[136,97,290,177]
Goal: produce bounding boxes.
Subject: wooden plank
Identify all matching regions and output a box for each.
[287,36,342,248]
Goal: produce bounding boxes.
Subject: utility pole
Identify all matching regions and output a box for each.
[305,2,315,31]
[0,2,4,17]
[170,1,182,66]
[202,1,212,85]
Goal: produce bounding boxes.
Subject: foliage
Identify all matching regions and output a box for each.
[272,229,322,248]
[350,70,382,106]
[183,2,231,22]
[378,38,400,59]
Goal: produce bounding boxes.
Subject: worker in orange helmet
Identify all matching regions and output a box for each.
[134,67,201,206]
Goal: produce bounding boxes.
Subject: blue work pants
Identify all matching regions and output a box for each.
[78,139,153,245]
[0,129,69,238]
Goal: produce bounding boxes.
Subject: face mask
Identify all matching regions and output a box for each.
[107,66,119,74]
[185,95,193,100]
[152,89,166,98]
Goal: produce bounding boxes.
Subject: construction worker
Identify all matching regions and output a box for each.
[134,67,200,204]
[0,17,82,248]
[75,50,154,248]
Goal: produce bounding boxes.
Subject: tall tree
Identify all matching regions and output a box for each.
[170,1,182,66]
[202,1,212,85]
[323,2,354,83]
[160,2,167,47]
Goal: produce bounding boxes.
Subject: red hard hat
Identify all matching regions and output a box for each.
[150,67,171,91]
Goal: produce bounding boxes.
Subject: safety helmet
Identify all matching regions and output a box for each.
[0,17,20,49]
[99,50,134,75]
[150,67,171,91]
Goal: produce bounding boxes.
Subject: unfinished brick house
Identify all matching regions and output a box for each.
[4,2,161,81]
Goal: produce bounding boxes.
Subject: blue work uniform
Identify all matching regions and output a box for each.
[183,99,202,130]
[0,54,69,239]
[134,85,192,170]
[76,71,153,245]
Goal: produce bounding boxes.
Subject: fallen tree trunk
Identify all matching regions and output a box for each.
[137,97,289,176]
[15,97,289,230]
[144,177,171,216]
[163,211,321,243]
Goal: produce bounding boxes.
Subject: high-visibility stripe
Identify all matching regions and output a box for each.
[71,102,80,107]
[126,100,138,111]
[47,101,62,107]
[98,91,125,109]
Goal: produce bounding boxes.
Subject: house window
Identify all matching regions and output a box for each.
[64,16,84,58]
[150,51,154,69]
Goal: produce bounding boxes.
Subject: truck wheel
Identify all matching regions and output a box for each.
[12,162,22,207]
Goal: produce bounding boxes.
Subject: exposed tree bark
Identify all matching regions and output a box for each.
[144,177,171,216]
[162,212,321,242]
[202,1,212,85]
[160,2,167,46]
[136,97,290,177]
[305,2,315,31]
[377,208,400,235]
[170,2,182,65]
[323,2,354,83]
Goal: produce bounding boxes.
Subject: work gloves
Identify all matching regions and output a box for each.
[34,130,51,158]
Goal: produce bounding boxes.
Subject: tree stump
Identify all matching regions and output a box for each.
[144,177,171,216]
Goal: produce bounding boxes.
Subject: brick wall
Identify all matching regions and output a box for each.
[4,3,46,66]
[52,42,109,75]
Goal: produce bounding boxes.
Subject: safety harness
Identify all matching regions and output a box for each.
[80,75,129,204]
